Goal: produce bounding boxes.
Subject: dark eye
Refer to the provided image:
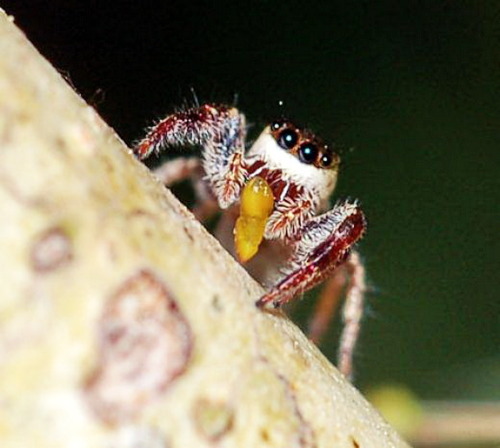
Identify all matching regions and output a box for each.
[277,129,298,150]
[320,153,333,167]
[271,120,283,131]
[298,143,318,164]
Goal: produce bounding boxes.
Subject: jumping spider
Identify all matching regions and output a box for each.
[135,103,367,379]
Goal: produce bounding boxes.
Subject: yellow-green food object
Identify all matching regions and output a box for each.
[234,176,274,262]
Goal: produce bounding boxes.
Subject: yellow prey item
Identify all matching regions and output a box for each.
[234,176,275,263]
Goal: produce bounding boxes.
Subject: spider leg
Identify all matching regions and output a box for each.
[306,250,366,379]
[337,251,366,380]
[257,201,366,309]
[307,263,348,344]
[191,165,220,222]
[153,157,200,186]
[135,104,247,208]
[152,156,220,223]
[257,203,366,379]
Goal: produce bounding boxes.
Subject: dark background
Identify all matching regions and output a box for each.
[6,1,499,400]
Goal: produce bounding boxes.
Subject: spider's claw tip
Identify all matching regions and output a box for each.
[255,295,280,310]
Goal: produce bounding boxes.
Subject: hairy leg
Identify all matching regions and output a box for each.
[151,156,220,222]
[256,201,365,308]
[256,202,366,380]
[153,157,200,186]
[307,264,348,345]
[337,251,366,380]
[135,104,248,208]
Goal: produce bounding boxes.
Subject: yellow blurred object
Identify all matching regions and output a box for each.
[234,176,274,262]
[365,384,423,440]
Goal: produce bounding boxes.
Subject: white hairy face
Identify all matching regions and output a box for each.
[247,123,339,204]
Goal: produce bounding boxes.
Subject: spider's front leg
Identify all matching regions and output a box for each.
[135,104,248,208]
[256,201,366,379]
[257,201,365,307]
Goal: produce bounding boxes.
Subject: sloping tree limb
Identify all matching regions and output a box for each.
[0,9,410,448]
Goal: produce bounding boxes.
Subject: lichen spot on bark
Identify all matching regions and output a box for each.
[85,269,193,424]
[192,398,234,442]
[31,226,73,272]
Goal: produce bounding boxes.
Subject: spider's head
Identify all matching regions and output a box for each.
[248,119,341,201]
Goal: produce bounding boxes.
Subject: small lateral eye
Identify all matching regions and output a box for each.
[277,129,298,150]
[320,153,333,167]
[298,143,318,164]
[271,120,283,131]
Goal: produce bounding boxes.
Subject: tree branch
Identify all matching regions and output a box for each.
[0,8,410,448]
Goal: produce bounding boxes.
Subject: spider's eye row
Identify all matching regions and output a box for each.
[298,143,318,164]
[277,129,298,150]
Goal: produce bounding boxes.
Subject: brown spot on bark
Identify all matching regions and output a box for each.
[192,398,234,442]
[31,227,73,272]
[85,269,192,424]
[259,428,270,442]
[182,223,196,242]
[211,295,223,312]
[350,436,360,448]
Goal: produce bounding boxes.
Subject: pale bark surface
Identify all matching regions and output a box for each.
[0,9,410,448]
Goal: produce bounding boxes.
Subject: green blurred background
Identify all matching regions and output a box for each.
[6,1,499,402]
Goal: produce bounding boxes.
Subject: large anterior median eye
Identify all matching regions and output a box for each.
[298,143,318,164]
[277,129,298,150]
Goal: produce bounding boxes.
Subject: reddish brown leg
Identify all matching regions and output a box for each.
[308,253,366,380]
[135,104,247,208]
[191,197,220,222]
[307,264,348,344]
[153,157,220,223]
[337,251,366,380]
[256,202,366,309]
[256,203,366,380]
[153,157,200,186]
[154,157,201,187]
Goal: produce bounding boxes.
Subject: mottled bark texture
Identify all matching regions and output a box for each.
[0,9,411,448]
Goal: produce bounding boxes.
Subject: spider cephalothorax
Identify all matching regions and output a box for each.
[135,103,367,379]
